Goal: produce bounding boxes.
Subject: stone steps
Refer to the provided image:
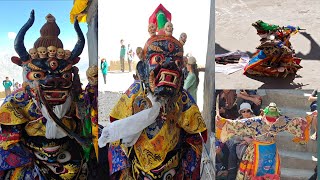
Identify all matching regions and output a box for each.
[277,107,308,118]
[281,168,314,180]
[262,89,313,111]
[276,132,317,153]
[279,149,316,170]
[262,90,316,180]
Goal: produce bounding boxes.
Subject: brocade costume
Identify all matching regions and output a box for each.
[244,20,303,77]
[216,104,312,179]
[99,4,207,179]
[0,11,98,179]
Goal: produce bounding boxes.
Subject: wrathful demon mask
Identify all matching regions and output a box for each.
[141,4,186,99]
[11,10,84,106]
[26,137,83,179]
[8,10,86,179]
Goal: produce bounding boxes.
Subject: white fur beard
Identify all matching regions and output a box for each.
[33,96,72,139]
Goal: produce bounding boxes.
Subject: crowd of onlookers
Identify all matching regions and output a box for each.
[215,90,264,179]
[308,89,318,180]
[215,89,318,180]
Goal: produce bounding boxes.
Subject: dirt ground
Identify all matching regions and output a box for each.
[98,71,205,125]
[215,0,320,89]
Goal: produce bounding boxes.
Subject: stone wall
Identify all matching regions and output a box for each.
[107,60,138,72]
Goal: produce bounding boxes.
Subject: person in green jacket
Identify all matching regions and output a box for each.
[3,77,13,97]
[120,39,126,72]
[101,58,108,84]
[183,56,199,103]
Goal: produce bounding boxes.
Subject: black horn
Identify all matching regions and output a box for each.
[14,10,35,61]
[69,18,85,61]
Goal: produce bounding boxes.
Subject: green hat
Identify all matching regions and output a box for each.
[264,102,280,117]
[252,20,280,32]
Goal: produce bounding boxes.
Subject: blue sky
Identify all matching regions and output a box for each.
[0,0,87,51]
[0,0,90,90]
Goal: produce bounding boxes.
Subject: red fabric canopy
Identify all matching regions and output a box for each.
[148,4,171,32]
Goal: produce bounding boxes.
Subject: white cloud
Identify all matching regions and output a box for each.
[8,32,16,40]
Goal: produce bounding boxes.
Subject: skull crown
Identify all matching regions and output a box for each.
[29,48,38,59]
[47,46,57,58]
[148,23,156,37]
[164,21,173,36]
[37,47,47,58]
[64,50,71,60]
[56,48,65,59]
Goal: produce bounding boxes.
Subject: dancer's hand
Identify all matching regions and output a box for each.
[243,137,253,144]
[312,110,318,116]
[292,118,300,127]
[216,115,225,129]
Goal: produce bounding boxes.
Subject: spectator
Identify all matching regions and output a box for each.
[218,90,238,119]
[136,47,144,61]
[183,56,199,103]
[226,102,254,180]
[216,139,229,178]
[120,39,126,72]
[309,89,317,140]
[101,58,108,84]
[13,82,21,91]
[309,166,317,180]
[308,92,318,180]
[236,90,263,116]
[182,56,188,80]
[127,44,134,72]
[2,77,13,96]
[134,47,147,81]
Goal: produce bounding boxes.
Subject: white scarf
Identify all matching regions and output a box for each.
[33,96,71,139]
[98,94,160,147]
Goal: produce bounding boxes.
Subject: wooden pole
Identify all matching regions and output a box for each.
[201,0,215,179]
[203,0,215,143]
[86,0,98,66]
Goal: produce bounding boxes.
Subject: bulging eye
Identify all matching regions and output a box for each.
[150,54,164,65]
[34,152,48,161]
[57,151,71,163]
[62,72,72,80]
[27,72,45,80]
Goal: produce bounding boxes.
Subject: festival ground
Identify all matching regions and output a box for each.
[215,0,320,89]
[216,60,320,89]
[98,70,206,125]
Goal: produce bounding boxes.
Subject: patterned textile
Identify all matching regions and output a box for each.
[0,143,33,171]
[244,22,302,77]
[0,90,41,126]
[0,90,84,179]
[108,142,131,175]
[110,81,142,121]
[3,166,40,180]
[82,84,99,160]
[0,91,78,138]
[2,9,94,179]
[254,142,279,177]
[109,81,206,179]
[216,116,309,179]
